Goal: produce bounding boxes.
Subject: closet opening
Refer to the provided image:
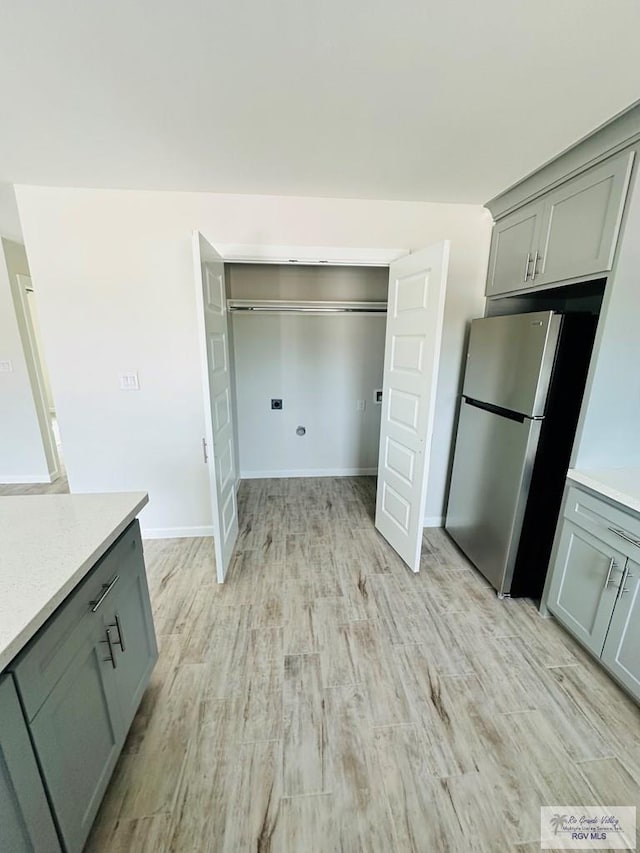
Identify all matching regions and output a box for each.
[193,234,450,580]
[225,263,388,483]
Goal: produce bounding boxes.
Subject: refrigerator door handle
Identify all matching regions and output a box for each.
[463,397,526,423]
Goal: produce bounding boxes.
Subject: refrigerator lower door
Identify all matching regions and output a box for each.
[445,400,542,595]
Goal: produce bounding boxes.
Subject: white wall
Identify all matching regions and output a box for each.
[0,239,51,482]
[573,146,640,470]
[233,313,386,477]
[229,264,387,478]
[15,186,491,534]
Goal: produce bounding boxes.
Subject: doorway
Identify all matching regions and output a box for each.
[17,273,65,481]
[0,238,68,494]
[226,263,388,480]
[193,234,450,579]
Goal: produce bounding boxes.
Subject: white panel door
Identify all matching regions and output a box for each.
[193,232,239,583]
[375,242,450,572]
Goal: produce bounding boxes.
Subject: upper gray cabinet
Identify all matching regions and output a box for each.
[486,149,635,297]
[486,201,544,296]
[535,151,634,287]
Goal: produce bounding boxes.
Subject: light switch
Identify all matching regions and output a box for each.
[356,399,366,411]
[119,372,140,390]
[374,389,383,404]
[0,360,13,373]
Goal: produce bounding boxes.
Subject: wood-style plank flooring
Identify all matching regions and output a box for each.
[82,476,639,852]
[0,421,69,495]
[0,470,69,495]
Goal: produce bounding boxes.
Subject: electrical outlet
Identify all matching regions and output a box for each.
[356,399,365,411]
[119,372,140,390]
[0,360,13,373]
[271,398,283,410]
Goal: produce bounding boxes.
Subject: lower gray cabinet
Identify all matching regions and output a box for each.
[0,675,61,853]
[546,521,625,656]
[102,531,158,734]
[10,519,158,853]
[545,483,640,703]
[29,617,124,853]
[601,559,640,698]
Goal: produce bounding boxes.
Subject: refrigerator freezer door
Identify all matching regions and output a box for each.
[445,400,542,595]
[462,311,562,417]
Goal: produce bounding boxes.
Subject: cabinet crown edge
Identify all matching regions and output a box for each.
[485,100,640,221]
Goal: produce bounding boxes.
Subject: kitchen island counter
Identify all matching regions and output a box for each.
[0,492,148,672]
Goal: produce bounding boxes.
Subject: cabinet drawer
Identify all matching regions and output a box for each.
[12,521,142,721]
[564,485,640,560]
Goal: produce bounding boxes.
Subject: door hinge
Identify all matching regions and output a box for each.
[202,437,208,463]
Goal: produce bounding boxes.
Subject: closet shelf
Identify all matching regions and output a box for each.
[227,299,387,315]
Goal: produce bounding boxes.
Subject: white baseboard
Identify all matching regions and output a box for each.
[241,467,378,479]
[423,516,444,528]
[142,525,214,540]
[0,472,54,484]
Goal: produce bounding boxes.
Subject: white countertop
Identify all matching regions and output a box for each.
[567,468,640,516]
[0,492,148,672]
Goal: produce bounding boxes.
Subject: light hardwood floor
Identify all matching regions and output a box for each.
[83,476,639,852]
[0,471,69,495]
[0,422,69,496]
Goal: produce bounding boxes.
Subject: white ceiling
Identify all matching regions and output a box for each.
[0,0,639,212]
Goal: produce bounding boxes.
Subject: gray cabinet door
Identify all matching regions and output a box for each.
[546,520,625,656]
[29,619,124,853]
[104,537,158,732]
[535,149,634,287]
[486,201,543,296]
[0,676,61,853]
[602,559,640,701]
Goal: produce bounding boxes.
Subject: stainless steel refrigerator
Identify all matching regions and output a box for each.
[445,310,597,599]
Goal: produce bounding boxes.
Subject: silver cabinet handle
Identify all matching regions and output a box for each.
[100,627,117,668]
[535,253,543,277]
[621,569,634,595]
[107,614,126,652]
[530,251,543,281]
[608,526,640,548]
[90,575,120,612]
[524,252,533,282]
[604,557,619,588]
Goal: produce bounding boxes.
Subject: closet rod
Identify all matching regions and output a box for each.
[227,299,387,315]
[229,306,387,314]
